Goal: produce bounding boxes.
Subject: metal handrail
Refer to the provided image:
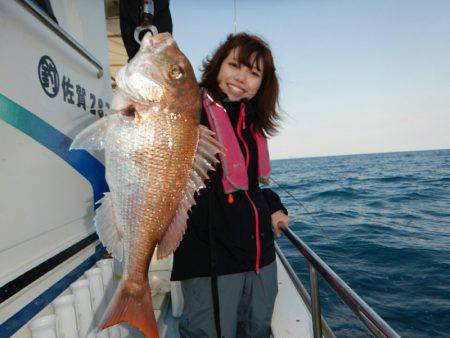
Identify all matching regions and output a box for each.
[275,244,336,338]
[281,226,401,338]
[16,0,104,78]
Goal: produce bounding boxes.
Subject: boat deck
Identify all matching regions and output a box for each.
[141,252,313,338]
[99,249,313,338]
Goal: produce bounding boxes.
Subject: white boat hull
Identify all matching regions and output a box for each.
[0,1,112,336]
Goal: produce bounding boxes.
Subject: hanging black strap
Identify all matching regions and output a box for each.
[208,193,222,338]
[119,0,173,60]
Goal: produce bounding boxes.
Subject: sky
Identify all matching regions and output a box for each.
[170,0,450,159]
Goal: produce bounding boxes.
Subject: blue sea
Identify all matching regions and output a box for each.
[271,149,450,337]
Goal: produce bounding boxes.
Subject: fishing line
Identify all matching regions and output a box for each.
[233,0,238,33]
[269,176,336,242]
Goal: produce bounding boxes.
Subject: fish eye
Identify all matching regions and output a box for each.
[168,64,184,80]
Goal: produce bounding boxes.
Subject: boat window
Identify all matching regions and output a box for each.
[32,0,58,24]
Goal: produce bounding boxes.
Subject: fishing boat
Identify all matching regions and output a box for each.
[0,1,400,337]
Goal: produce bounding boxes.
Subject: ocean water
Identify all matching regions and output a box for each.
[271,149,450,337]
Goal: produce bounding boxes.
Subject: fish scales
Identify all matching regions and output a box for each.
[109,112,198,280]
[70,32,221,338]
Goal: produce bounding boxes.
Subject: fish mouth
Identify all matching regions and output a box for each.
[142,32,175,53]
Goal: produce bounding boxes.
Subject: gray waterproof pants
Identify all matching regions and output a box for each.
[179,261,277,338]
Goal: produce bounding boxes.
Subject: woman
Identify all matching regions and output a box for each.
[171,33,290,338]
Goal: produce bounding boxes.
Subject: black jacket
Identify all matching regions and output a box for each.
[171,99,286,281]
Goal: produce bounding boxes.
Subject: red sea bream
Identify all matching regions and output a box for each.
[70,32,221,337]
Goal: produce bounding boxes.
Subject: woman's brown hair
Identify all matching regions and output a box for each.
[200,33,280,137]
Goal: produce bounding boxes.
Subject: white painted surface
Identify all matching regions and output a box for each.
[97,259,116,300]
[0,0,113,292]
[70,279,96,338]
[50,0,112,82]
[84,268,109,338]
[0,1,113,337]
[52,295,78,338]
[0,120,95,286]
[97,259,121,338]
[2,243,97,327]
[0,1,111,137]
[28,315,57,338]
[272,255,314,338]
[3,241,95,335]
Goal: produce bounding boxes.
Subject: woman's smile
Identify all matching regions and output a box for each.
[227,82,245,95]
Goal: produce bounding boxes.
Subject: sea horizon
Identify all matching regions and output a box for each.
[272,147,450,161]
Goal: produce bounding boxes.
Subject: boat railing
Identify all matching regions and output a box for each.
[15,0,104,78]
[278,226,401,338]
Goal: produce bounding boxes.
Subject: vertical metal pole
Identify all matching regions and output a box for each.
[309,264,323,338]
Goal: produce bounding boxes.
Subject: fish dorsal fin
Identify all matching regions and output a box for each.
[70,116,109,151]
[157,125,222,259]
[94,192,124,261]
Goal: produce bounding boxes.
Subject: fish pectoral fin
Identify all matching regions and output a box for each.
[70,116,110,151]
[94,192,124,261]
[157,125,222,259]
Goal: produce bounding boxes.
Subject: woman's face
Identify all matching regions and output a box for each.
[217,48,263,102]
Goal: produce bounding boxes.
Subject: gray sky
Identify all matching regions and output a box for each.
[171,0,450,159]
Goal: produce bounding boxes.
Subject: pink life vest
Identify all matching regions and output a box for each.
[202,90,271,194]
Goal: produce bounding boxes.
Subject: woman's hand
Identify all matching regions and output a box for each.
[271,210,290,237]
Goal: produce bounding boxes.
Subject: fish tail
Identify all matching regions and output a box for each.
[99,279,158,338]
